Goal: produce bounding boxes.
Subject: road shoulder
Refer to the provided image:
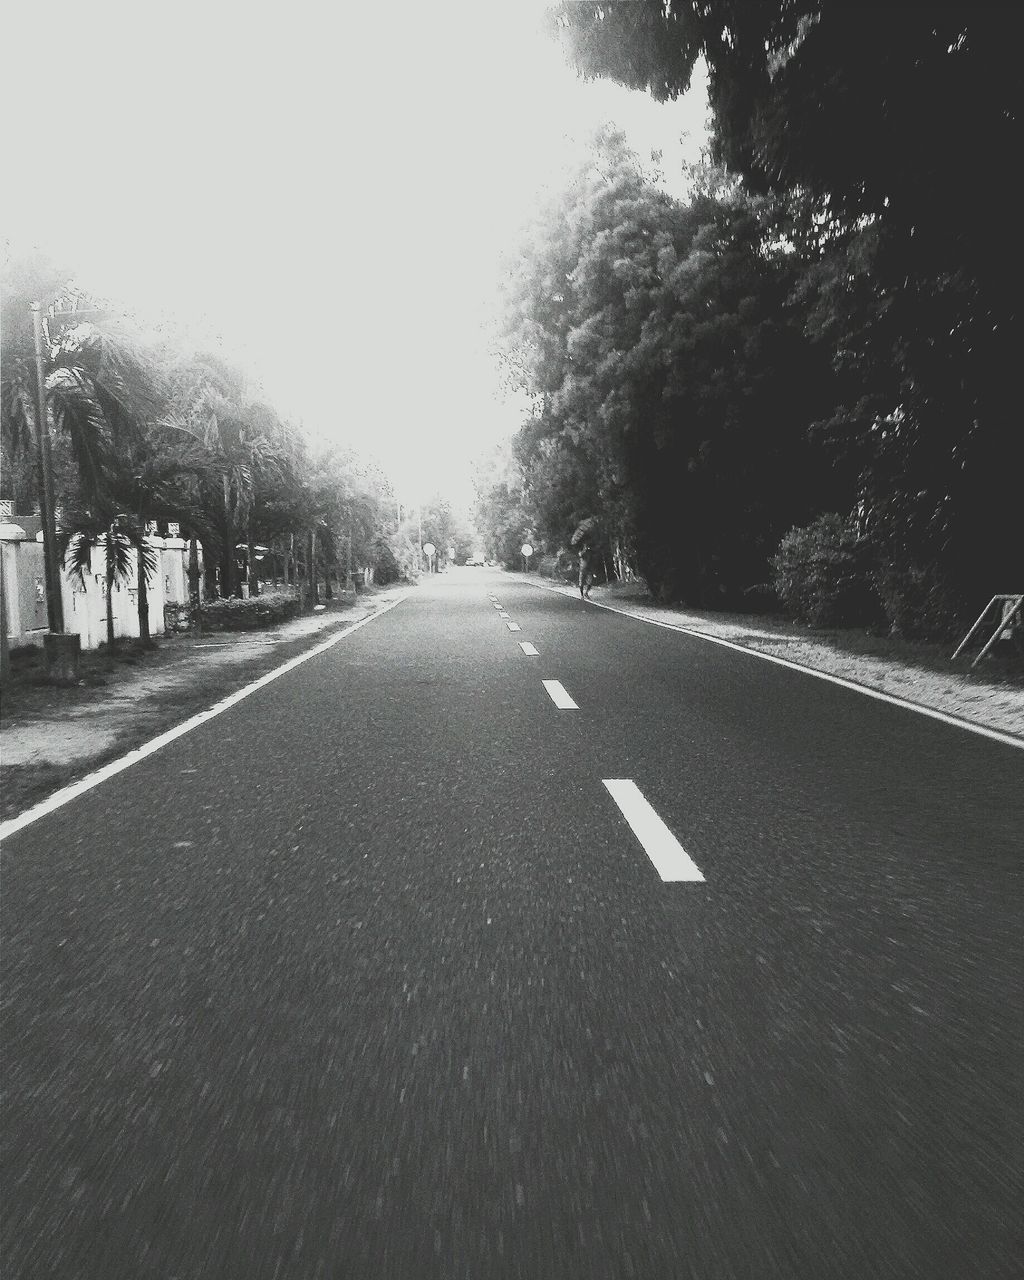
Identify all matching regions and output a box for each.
[530,577,1024,745]
[1,590,404,820]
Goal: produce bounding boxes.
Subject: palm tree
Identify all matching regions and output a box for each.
[61,509,158,649]
[164,356,292,599]
[108,440,222,642]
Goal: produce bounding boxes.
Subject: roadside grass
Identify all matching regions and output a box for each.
[593,581,1024,689]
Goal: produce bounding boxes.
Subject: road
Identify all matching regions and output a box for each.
[2,568,1021,1279]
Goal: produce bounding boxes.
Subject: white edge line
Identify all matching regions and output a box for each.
[530,582,1024,751]
[603,779,705,883]
[0,595,409,843]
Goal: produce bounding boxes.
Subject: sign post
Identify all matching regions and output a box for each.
[422,542,436,574]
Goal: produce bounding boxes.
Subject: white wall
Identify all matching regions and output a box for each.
[1,529,194,650]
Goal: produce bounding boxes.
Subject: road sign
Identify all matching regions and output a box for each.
[521,543,533,558]
[422,543,436,557]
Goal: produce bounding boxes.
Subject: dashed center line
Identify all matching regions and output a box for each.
[542,680,578,709]
[518,642,539,655]
[602,780,705,883]
[498,611,510,619]
[506,622,521,632]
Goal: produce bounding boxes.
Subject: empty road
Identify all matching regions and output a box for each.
[2,569,1021,1279]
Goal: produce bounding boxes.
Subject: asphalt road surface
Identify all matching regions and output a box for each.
[2,569,1021,1279]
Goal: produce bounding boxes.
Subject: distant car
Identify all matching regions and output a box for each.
[465,555,485,566]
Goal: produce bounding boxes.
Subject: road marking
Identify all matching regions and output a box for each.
[492,603,504,610]
[0,594,410,842]
[529,582,1024,751]
[507,622,521,632]
[603,780,705,882]
[498,611,510,619]
[519,642,539,655]
[542,679,578,709]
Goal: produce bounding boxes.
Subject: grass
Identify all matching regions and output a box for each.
[593,580,1024,689]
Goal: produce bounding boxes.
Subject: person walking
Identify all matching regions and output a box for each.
[571,515,600,601]
[578,546,595,600]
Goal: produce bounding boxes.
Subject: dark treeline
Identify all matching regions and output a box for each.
[477,4,1020,638]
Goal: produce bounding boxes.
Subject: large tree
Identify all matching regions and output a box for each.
[548,2,1022,623]
[501,131,833,603]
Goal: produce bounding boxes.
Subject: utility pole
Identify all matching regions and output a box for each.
[31,303,63,633]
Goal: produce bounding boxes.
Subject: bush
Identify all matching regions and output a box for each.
[198,591,303,632]
[871,562,962,640]
[372,538,401,586]
[772,514,879,627]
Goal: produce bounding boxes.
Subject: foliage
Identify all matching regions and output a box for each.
[192,591,303,632]
[492,131,833,605]
[546,3,1020,628]
[370,535,402,586]
[871,563,963,643]
[771,515,878,629]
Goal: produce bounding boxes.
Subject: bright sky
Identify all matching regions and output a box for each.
[2,1,707,510]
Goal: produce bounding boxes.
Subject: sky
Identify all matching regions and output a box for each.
[2,1,708,510]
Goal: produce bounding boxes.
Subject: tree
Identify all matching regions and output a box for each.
[62,510,158,649]
[547,2,1022,624]
[500,131,833,604]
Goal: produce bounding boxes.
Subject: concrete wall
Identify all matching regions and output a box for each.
[1,527,196,651]
[2,535,49,647]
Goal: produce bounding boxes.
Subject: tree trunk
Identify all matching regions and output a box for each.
[220,541,235,599]
[187,535,202,633]
[105,538,115,648]
[137,542,151,643]
[308,529,318,606]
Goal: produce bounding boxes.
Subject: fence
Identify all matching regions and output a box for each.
[0,522,197,652]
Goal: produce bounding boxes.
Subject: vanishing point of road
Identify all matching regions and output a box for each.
[2,568,1021,1279]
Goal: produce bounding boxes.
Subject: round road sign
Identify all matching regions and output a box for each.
[521,543,533,558]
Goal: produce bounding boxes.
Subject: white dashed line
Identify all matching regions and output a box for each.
[507,622,521,632]
[529,582,1023,751]
[492,603,504,610]
[542,680,578,709]
[498,611,510,619]
[518,642,539,655]
[602,780,705,882]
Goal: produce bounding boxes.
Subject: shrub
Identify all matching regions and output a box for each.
[372,538,401,586]
[772,514,879,627]
[198,591,303,632]
[871,562,962,640]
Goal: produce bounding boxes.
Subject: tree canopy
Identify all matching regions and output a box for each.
[489,5,1022,626]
